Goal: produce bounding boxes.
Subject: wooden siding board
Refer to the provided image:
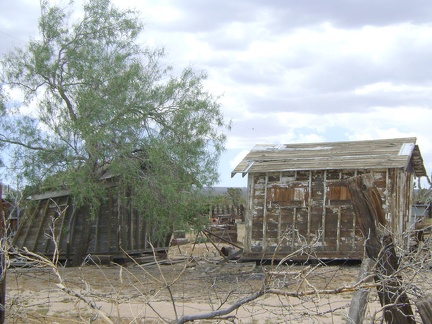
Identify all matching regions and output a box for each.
[66,206,77,260]
[141,211,148,250]
[321,171,327,247]
[262,173,268,251]
[95,201,109,253]
[94,200,102,253]
[107,194,113,252]
[43,196,67,254]
[33,200,50,251]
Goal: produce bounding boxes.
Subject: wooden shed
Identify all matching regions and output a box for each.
[13,188,170,264]
[231,138,428,260]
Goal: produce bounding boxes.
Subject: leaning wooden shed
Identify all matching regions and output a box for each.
[231,137,428,260]
[13,188,170,264]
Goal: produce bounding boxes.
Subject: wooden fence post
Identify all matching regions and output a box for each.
[346,258,375,323]
[346,174,415,324]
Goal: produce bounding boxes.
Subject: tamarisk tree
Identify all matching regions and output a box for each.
[0,0,228,240]
[0,85,6,168]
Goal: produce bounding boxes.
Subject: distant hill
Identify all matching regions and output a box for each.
[202,187,247,199]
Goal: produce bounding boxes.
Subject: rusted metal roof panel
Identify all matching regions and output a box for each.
[232,137,428,177]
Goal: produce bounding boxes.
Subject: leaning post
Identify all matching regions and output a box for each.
[346,258,375,323]
[346,174,415,324]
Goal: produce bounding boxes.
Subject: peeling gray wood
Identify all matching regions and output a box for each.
[346,258,375,324]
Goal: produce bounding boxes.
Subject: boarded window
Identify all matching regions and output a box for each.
[268,187,306,202]
[327,185,351,201]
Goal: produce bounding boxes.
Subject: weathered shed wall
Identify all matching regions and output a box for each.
[244,168,413,260]
[13,191,170,262]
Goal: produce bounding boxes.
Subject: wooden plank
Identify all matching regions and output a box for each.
[65,204,77,261]
[55,196,70,252]
[277,201,282,244]
[33,199,50,251]
[336,207,341,252]
[416,295,432,323]
[346,258,375,324]
[88,254,112,265]
[352,203,356,250]
[95,197,101,253]
[322,171,327,248]
[263,173,268,251]
[16,200,38,246]
[70,205,92,267]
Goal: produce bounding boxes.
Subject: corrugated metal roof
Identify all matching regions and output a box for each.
[232,137,428,178]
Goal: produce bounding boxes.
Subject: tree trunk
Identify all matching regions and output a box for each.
[346,174,415,324]
[375,235,415,324]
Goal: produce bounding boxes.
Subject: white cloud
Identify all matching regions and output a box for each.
[354,82,432,95]
[230,150,249,170]
[2,0,432,186]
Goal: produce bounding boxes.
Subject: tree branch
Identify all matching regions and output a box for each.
[175,289,266,324]
[0,135,57,152]
[55,84,77,122]
[175,271,378,324]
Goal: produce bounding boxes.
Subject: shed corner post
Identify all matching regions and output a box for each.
[245,173,254,254]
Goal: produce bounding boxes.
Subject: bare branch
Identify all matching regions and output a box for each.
[175,289,266,324]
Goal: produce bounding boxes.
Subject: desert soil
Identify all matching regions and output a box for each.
[4,241,432,323]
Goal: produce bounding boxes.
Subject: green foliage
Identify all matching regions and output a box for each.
[413,188,432,204]
[0,0,229,240]
[0,85,8,168]
[204,187,246,207]
[0,85,4,114]
[225,187,246,206]
[413,179,432,204]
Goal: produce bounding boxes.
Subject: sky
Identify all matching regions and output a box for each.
[1,0,432,188]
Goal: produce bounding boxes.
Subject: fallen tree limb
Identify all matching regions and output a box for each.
[18,247,114,324]
[175,289,265,324]
[56,283,114,324]
[267,283,377,297]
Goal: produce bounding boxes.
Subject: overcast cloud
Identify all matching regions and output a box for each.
[1,0,432,187]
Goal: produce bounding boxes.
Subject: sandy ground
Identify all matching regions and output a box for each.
[4,241,432,323]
